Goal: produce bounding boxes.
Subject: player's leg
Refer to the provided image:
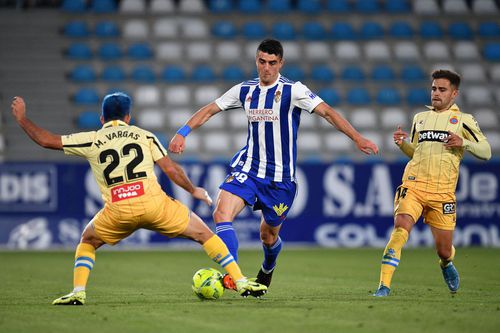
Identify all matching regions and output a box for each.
[430,226,459,292]
[180,212,267,297]
[212,189,246,262]
[256,219,282,287]
[53,222,105,305]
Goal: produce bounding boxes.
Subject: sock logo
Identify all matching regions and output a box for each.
[443,202,456,214]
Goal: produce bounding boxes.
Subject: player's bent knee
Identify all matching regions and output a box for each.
[213,209,231,223]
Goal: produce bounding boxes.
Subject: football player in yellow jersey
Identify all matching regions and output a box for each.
[11,92,267,305]
[374,70,491,297]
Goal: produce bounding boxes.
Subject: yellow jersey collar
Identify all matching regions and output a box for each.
[425,103,460,112]
[102,119,129,128]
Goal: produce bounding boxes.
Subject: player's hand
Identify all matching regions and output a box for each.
[355,136,379,155]
[192,187,213,206]
[393,125,408,146]
[168,134,186,154]
[443,131,463,149]
[11,96,26,122]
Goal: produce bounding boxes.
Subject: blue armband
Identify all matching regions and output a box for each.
[176,125,191,137]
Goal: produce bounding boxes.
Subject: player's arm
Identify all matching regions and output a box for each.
[155,155,213,206]
[394,124,415,158]
[168,102,222,154]
[314,102,379,155]
[11,96,62,150]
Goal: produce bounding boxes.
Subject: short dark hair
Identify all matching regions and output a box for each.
[101,92,132,121]
[257,39,283,59]
[431,69,461,89]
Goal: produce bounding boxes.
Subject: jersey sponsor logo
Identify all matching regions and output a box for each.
[418,130,448,142]
[111,181,144,202]
[247,108,280,122]
[450,116,458,124]
[273,203,289,217]
[443,202,456,214]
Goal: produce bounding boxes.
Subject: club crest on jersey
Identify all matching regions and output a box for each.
[418,130,448,142]
[443,202,456,214]
[273,203,289,217]
[274,90,281,102]
[111,181,144,202]
[246,94,252,102]
[449,116,458,124]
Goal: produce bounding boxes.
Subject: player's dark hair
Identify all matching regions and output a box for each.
[431,69,461,89]
[257,39,283,59]
[101,92,132,121]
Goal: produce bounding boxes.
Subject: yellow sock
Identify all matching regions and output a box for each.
[73,243,96,290]
[202,235,244,281]
[439,245,456,268]
[379,227,409,288]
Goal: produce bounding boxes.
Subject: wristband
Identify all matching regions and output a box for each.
[176,125,191,137]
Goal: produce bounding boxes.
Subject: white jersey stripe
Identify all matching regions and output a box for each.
[257,121,267,178]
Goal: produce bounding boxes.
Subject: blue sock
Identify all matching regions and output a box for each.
[262,237,282,272]
[215,222,239,262]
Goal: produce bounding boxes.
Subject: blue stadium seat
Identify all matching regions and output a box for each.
[377,88,401,105]
[222,65,246,82]
[101,65,126,82]
[355,0,380,13]
[360,22,384,39]
[63,21,89,38]
[267,0,291,13]
[74,88,100,105]
[389,21,414,38]
[341,66,365,81]
[484,43,500,61]
[326,0,350,12]
[310,65,334,82]
[98,42,122,60]
[478,22,500,38]
[448,22,473,40]
[61,0,86,13]
[303,22,326,40]
[212,21,237,39]
[297,0,322,14]
[407,88,429,105]
[238,0,261,14]
[419,22,443,39]
[281,65,305,81]
[161,66,186,82]
[127,43,153,60]
[400,65,426,81]
[95,21,120,38]
[331,22,356,40]
[347,88,371,105]
[131,65,156,82]
[191,65,216,81]
[90,0,116,13]
[317,88,341,106]
[70,65,96,82]
[209,0,232,13]
[272,22,296,40]
[371,65,396,81]
[66,43,92,60]
[77,111,101,129]
[242,22,266,40]
[384,0,411,13]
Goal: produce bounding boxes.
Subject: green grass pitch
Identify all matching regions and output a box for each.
[1,248,499,333]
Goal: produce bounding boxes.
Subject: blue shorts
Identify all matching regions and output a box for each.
[219,171,297,227]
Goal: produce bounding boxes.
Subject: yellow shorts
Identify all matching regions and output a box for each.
[394,185,456,231]
[91,193,190,245]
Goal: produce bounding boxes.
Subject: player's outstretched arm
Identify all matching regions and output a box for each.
[156,155,213,206]
[169,102,222,154]
[314,102,379,155]
[11,96,62,150]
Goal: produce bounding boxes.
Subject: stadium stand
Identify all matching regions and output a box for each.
[1,0,499,161]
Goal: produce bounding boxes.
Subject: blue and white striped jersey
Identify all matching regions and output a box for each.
[215,74,323,182]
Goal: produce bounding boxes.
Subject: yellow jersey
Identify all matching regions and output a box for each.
[62,120,168,211]
[401,104,488,193]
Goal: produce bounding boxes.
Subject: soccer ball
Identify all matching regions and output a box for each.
[192,268,224,300]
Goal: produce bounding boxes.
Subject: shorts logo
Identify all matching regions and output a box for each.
[111,181,144,202]
[443,202,456,214]
[225,175,235,183]
[450,117,458,124]
[273,203,289,217]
